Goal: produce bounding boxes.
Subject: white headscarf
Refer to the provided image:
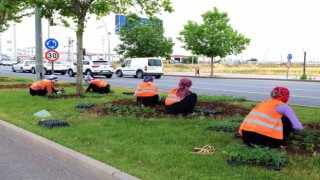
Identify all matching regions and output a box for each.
[84,75,94,84]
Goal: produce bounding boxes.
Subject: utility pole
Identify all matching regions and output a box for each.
[35,5,43,80]
[13,22,17,62]
[303,51,307,77]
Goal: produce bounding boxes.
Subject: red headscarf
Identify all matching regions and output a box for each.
[270,86,290,103]
[176,78,192,98]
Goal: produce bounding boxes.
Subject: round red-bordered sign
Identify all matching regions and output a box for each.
[45,50,60,62]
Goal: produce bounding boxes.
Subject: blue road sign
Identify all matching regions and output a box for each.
[44,38,59,50]
[287,53,292,61]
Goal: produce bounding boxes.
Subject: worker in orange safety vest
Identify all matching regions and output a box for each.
[134,76,159,106]
[84,75,110,94]
[238,86,303,148]
[165,78,197,116]
[29,75,60,96]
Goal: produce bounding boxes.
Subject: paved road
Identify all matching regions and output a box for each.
[1,65,320,107]
[0,132,83,180]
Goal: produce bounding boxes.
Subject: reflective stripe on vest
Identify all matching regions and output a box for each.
[239,99,284,139]
[135,83,158,97]
[165,87,182,106]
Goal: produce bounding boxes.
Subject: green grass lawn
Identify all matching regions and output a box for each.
[0,76,320,179]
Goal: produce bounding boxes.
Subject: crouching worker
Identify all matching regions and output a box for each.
[165,78,197,116]
[30,75,59,96]
[83,75,110,94]
[134,76,159,106]
[238,86,303,148]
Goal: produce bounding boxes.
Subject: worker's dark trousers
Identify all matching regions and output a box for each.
[136,95,159,106]
[30,87,47,96]
[241,116,293,148]
[165,93,197,116]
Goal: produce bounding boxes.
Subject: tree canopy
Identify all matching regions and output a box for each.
[31,0,173,95]
[115,13,174,58]
[0,0,33,32]
[178,7,250,76]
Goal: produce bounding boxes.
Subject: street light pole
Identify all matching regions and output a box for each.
[101,19,111,62]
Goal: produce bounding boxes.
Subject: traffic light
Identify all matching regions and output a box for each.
[83,48,86,56]
[49,18,54,26]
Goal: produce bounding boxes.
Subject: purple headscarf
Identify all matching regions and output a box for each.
[176,78,192,98]
[143,76,153,82]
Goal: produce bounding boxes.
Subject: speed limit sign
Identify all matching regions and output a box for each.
[45,50,59,62]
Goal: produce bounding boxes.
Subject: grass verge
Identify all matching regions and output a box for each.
[0,76,320,179]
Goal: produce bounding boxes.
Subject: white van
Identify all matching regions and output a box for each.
[115,57,163,79]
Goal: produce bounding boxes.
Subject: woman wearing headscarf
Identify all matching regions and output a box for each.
[134,76,159,106]
[165,78,197,115]
[238,86,303,148]
[83,75,110,94]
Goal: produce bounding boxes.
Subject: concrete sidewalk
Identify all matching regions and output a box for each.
[164,71,320,81]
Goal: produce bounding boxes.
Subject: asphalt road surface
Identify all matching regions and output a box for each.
[1,65,320,107]
[0,132,83,180]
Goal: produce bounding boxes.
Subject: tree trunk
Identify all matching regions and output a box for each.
[76,20,85,95]
[210,57,214,77]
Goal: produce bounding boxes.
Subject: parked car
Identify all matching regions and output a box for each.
[2,59,17,66]
[43,60,68,75]
[12,59,36,73]
[67,60,114,78]
[115,57,163,79]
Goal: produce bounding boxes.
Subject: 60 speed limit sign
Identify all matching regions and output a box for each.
[45,50,60,62]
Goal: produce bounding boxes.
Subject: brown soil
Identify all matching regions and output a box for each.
[0,84,75,89]
[90,99,250,119]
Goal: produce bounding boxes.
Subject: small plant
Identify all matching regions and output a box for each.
[207,121,241,133]
[225,143,287,170]
[300,74,307,80]
[286,130,320,154]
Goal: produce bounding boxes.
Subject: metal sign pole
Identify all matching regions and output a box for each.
[51,61,54,74]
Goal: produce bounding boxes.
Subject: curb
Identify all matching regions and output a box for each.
[0,120,140,180]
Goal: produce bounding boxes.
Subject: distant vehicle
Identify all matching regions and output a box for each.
[43,60,68,75]
[67,60,114,78]
[2,59,16,66]
[115,57,163,79]
[12,59,36,73]
[169,60,181,64]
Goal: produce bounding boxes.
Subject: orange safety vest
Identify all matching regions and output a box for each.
[239,99,284,140]
[90,79,108,88]
[165,87,182,106]
[134,82,159,97]
[30,80,54,94]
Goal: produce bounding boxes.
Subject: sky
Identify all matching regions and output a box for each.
[2,0,320,62]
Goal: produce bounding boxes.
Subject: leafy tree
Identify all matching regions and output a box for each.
[32,0,173,95]
[178,7,250,77]
[115,13,174,58]
[0,0,33,32]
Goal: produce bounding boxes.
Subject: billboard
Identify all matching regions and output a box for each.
[115,14,126,34]
[115,15,151,35]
